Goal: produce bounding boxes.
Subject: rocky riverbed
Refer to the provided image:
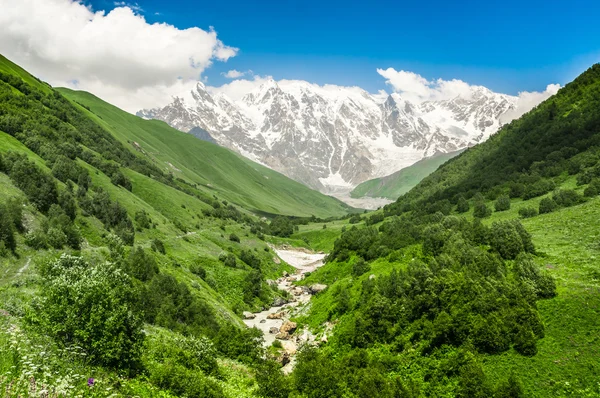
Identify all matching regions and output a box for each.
[243,245,328,373]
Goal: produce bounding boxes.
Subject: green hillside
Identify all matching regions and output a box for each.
[57,88,352,218]
[351,149,464,200]
[0,54,339,397]
[271,64,600,397]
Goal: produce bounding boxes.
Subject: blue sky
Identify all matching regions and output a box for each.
[89,0,600,95]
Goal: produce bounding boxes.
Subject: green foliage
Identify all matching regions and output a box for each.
[0,203,16,253]
[489,220,535,260]
[473,201,492,218]
[552,189,583,207]
[127,247,159,282]
[349,214,362,224]
[213,325,263,364]
[583,179,600,197]
[240,249,261,269]
[229,233,240,243]
[219,252,237,268]
[365,213,384,225]
[539,197,558,214]
[268,216,295,237]
[255,360,292,398]
[456,196,469,213]
[32,255,144,371]
[4,154,58,213]
[518,206,538,218]
[134,210,151,229]
[351,258,370,277]
[151,238,166,254]
[494,194,511,212]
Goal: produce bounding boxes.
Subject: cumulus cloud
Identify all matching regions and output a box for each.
[222,69,253,79]
[208,75,273,101]
[499,84,561,124]
[378,67,561,124]
[0,0,237,112]
[377,68,484,103]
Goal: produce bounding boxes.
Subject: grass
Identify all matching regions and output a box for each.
[351,150,463,200]
[56,88,353,219]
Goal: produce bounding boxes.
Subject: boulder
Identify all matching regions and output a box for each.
[272,297,287,307]
[267,312,285,320]
[283,271,289,277]
[280,321,297,334]
[275,332,289,340]
[259,319,266,324]
[269,327,280,334]
[369,274,376,280]
[242,311,256,320]
[276,351,291,366]
[309,284,328,294]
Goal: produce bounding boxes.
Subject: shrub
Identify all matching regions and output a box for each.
[523,179,555,200]
[489,220,534,260]
[552,189,583,207]
[0,204,17,253]
[456,196,469,213]
[366,213,384,226]
[219,252,237,268]
[127,247,159,282]
[349,214,362,224]
[151,238,166,254]
[518,207,538,218]
[473,202,491,218]
[240,249,261,269]
[494,194,511,212]
[509,183,525,198]
[539,197,557,214]
[32,255,144,371]
[352,258,370,277]
[229,233,240,243]
[134,210,151,229]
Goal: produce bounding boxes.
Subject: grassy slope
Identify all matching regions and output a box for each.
[351,150,464,200]
[0,55,52,94]
[299,177,600,396]
[56,88,351,219]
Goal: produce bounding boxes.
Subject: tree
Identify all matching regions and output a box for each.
[494,194,511,212]
[489,221,534,260]
[0,204,16,253]
[456,196,469,213]
[473,202,491,218]
[128,247,159,282]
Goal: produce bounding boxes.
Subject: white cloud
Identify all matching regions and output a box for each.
[499,84,561,124]
[208,75,273,101]
[222,69,252,79]
[0,0,237,112]
[377,68,484,103]
[378,67,561,124]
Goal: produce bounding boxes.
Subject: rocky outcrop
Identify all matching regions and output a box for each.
[309,284,328,294]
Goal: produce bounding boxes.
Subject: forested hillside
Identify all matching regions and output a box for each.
[279,64,600,397]
[0,54,347,396]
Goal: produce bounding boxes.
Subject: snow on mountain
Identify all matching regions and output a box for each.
[137,79,518,193]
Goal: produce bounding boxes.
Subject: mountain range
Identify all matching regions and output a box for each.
[139,79,518,194]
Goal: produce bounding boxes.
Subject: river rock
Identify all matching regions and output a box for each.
[280,321,297,334]
[292,287,303,296]
[267,312,285,319]
[260,319,266,324]
[309,284,328,294]
[242,311,256,320]
[272,297,287,307]
[273,256,281,264]
[283,271,289,277]
[276,351,291,366]
[275,332,289,340]
[269,327,280,334]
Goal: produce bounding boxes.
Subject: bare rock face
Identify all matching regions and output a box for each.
[138,81,517,193]
[280,321,297,334]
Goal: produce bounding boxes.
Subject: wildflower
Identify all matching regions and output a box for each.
[87,378,95,387]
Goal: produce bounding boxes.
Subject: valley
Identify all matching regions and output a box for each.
[0,35,599,398]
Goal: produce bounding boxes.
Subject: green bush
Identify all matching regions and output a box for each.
[489,220,535,260]
[32,255,144,371]
[539,197,558,214]
[0,203,17,253]
[229,233,240,243]
[494,194,511,212]
[151,238,166,254]
[456,196,469,213]
[518,207,538,218]
[352,258,370,277]
[552,189,583,207]
[473,202,491,218]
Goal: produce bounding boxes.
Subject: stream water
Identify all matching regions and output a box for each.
[243,246,327,372]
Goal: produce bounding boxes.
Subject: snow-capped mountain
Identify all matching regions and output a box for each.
[138,80,517,193]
